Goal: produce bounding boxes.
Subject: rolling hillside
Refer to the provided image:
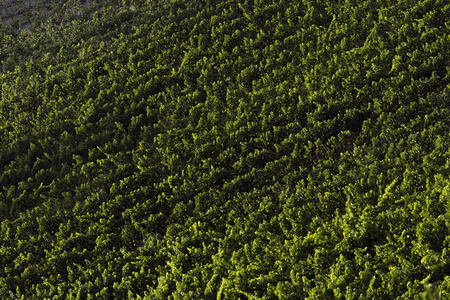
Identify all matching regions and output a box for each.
[1,0,450,298]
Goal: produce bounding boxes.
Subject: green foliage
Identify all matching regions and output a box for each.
[1,0,450,298]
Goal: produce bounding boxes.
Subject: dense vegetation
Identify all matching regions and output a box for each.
[1,0,450,298]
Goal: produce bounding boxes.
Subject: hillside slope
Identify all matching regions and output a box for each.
[1,0,450,298]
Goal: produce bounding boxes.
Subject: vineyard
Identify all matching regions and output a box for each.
[1,0,450,298]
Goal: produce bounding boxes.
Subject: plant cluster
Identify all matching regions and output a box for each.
[1,0,450,298]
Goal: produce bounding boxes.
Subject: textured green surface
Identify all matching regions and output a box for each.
[1,0,450,298]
